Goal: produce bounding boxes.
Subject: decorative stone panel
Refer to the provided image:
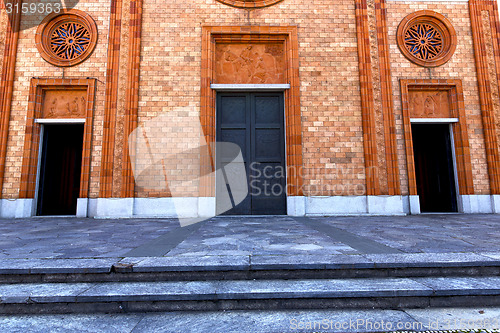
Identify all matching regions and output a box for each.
[35,9,98,67]
[214,43,286,84]
[409,90,451,119]
[41,89,87,118]
[355,0,400,196]
[469,0,500,194]
[215,0,283,9]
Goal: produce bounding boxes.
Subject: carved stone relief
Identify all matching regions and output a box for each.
[409,90,451,118]
[42,90,87,118]
[215,43,286,84]
[215,0,283,9]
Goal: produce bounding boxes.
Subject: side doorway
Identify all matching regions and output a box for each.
[216,92,287,215]
[37,124,84,216]
[411,123,458,213]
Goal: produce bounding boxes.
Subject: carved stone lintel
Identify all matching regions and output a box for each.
[215,43,286,84]
[409,90,451,119]
[41,90,87,119]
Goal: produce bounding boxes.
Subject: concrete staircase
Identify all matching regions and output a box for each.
[0,253,499,314]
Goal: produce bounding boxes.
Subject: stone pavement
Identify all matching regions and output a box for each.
[0,307,499,332]
[0,214,499,332]
[0,214,499,259]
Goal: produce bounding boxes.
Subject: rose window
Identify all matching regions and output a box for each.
[404,23,443,61]
[397,11,456,67]
[36,10,98,67]
[50,22,91,61]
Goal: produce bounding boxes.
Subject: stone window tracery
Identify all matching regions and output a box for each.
[36,9,98,67]
[397,11,457,67]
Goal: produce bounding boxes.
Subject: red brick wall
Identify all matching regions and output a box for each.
[386,2,489,195]
[2,1,110,199]
[137,0,365,197]
[0,0,495,200]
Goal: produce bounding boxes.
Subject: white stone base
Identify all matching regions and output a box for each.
[460,195,494,214]
[91,198,134,218]
[2,195,500,218]
[287,196,306,216]
[198,197,216,219]
[367,196,405,215]
[88,197,214,221]
[303,196,406,216]
[76,198,88,218]
[0,199,34,218]
[492,195,500,214]
[408,195,421,215]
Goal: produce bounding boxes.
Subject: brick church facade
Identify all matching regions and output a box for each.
[1,0,500,218]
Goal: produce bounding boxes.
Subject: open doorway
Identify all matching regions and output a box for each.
[411,124,458,213]
[37,124,84,216]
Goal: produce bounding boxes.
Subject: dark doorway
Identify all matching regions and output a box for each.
[37,124,84,216]
[216,92,286,215]
[412,124,458,213]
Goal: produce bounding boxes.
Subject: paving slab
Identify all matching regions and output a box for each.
[364,253,499,268]
[0,218,178,259]
[0,283,93,303]
[250,254,375,270]
[0,314,144,333]
[0,309,497,333]
[78,281,219,302]
[0,214,498,269]
[164,216,360,257]
[293,217,403,254]
[126,255,250,272]
[315,215,500,254]
[413,276,500,296]
[482,252,500,260]
[213,278,434,299]
[0,258,122,275]
[130,309,418,333]
[405,307,500,330]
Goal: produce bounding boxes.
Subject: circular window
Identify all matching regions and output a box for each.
[215,0,283,9]
[397,11,456,67]
[36,9,98,67]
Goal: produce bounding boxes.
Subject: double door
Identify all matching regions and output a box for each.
[216,92,286,215]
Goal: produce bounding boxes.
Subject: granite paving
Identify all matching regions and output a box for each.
[3,276,500,303]
[0,214,498,261]
[165,216,359,257]
[0,217,178,259]
[314,214,500,253]
[0,308,498,332]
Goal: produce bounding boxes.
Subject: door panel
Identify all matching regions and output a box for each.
[37,124,84,216]
[254,129,282,160]
[255,96,282,125]
[217,92,286,215]
[412,124,458,213]
[220,96,247,127]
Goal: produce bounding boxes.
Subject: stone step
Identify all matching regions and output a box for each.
[2,308,500,332]
[0,276,499,314]
[0,253,499,283]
